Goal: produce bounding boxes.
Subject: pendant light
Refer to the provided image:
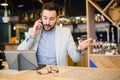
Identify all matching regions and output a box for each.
[1,0,10,23]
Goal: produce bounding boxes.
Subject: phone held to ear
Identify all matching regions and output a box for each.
[39,18,43,25]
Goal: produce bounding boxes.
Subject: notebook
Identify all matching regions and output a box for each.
[4,50,39,71]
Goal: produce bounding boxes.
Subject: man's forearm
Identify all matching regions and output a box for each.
[17,35,35,50]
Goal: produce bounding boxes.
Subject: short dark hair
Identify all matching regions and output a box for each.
[41,2,59,16]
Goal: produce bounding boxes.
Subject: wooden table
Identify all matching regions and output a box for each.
[0,62,120,80]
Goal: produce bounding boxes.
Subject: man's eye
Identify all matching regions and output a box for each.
[43,18,47,20]
[50,18,55,21]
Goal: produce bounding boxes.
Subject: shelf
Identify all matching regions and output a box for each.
[86,0,120,68]
[89,54,120,56]
[103,0,114,13]
[88,0,120,28]
[88,0,103,12]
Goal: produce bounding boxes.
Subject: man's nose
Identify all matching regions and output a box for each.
[46,20,50,24]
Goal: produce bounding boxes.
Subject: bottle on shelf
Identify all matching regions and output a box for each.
[93,39,99,54]
[110,43,116,54]
[99,39,104,54]
[97,41,102,54]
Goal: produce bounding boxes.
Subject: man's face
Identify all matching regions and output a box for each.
[41,10,59,31]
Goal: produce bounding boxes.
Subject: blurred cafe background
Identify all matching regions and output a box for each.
[0,0,111,44]
[0,0,120,67]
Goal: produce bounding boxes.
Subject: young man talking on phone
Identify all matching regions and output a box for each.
[17,2,92,66]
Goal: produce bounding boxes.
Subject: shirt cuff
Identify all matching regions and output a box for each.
[25,35,35,42]
[29,35,36,39]
[77,50,84,55]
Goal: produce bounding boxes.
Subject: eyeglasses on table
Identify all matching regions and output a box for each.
[36,66,59,75]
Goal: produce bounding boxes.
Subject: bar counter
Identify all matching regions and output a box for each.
[4,43,19,50]
[89,54,120,68]
[0,62,120,80]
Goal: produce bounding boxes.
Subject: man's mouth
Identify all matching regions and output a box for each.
[44,24,51,28]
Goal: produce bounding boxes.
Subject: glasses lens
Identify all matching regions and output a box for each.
[36,66,59,74]
[50,66,59,73]
[37,67,49,74]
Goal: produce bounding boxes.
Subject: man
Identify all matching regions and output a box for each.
[17,2,92,66]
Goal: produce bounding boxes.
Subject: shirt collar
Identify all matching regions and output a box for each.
[42,27,56,34]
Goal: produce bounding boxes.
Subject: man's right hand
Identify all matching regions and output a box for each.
[32,19,43,37]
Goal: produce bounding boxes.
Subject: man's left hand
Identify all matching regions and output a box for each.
[77,38,93,50]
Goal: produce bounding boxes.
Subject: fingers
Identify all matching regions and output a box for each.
[87,38,92,41]
[33,19,43,30]
[32,19,43,36]
[84,38,92,43]
[79,38,92,46]
[78,38,93,50]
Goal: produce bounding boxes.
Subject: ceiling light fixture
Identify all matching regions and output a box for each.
[1,3,8,6]
[1,0,10,23]
[18,4,24,8]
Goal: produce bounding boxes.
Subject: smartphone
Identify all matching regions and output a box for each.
[41,22,43,25]
[39,18,43,25]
